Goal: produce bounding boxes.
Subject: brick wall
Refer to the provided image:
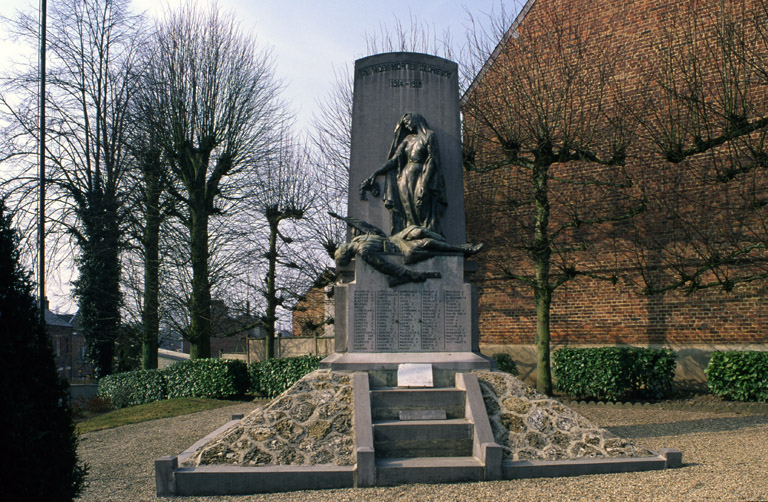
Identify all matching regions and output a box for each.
[463,0,768,347]
[292,285,332,336]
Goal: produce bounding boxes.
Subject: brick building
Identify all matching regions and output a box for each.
[292,284,334,338]
[45,306,91,381]
[461,0,768,385]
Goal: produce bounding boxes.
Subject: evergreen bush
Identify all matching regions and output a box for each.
[553,347,676,401]
[249,355,322,398]
[98,369,167,408]
[164,358,248,399]
[492,352,519,375]
[0,200,86,500]
[706,351,768,402]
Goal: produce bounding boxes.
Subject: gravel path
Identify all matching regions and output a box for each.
[76,400,768,502]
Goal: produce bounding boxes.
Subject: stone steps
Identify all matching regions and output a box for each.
[370,388,465,420]
[375,456,484,486]
[373,418,474,458]
[370,385,472,460]
[353,371,504,487]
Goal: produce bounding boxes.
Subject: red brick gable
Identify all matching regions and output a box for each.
[462,0,768,347]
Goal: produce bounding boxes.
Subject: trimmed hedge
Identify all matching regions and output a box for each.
[249,355,322,398]
[98,358,249,408]
[164,358,249,399]
[706,351,768,402]
[98,369,166,408]
[492,353,519,376]
[553,347,677,401]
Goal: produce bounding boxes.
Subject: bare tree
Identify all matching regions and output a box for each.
[122,94,173,369]
[622,0,768,294]
[365,11,455,60]
[462,2,639,394]
[248,130,316,358]
[142,2,284,358]
[0,0,145,376]
[307,66,352,260]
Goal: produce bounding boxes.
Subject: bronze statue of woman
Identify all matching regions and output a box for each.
[360,112,447,236]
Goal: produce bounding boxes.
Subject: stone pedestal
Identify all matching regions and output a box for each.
[321,255,492,375]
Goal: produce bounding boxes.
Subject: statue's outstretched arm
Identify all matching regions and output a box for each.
[328,212,387,237]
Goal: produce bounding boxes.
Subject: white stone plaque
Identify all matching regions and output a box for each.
[397,363,434,387]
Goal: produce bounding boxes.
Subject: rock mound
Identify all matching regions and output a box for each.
[182,369,653,468]
[183,370,354,467]
[477,371,653,460]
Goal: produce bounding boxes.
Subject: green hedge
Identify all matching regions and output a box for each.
[98,369,166,408]
[492,353,519,376]
[706,351,768,402]
[164,358,249,399]
[553,347,677,401]
[249,355,322,398]
[97,355,322,409]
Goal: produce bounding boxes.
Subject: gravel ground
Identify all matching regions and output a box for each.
[76,400,768,502]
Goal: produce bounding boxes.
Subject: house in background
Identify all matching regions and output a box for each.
[44,303,91,381]
[158,299,261,360]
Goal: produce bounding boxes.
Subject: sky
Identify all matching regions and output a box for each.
[0,0,510,129]
[0,0,514,312]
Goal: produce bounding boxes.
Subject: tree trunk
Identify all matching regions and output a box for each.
[188,195,211,359]
[141,167,161,369]
[533,160,553,395]
[264,218,279,359]
[75,191,122,377]
[534,283,553,395]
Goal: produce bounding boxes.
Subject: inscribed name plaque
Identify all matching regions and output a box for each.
[397,364,434,388]
[347,255,473,353]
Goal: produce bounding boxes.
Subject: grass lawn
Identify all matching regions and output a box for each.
[76,397,251,434]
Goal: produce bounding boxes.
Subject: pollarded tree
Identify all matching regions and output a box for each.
[142,2,284,358]
[249,130,315,359]
[622,0,768,294]
[462,1,641,395]
[0,198,86,501]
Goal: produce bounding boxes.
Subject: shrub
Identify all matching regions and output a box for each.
[249,355,323,398]
[706,351,768,402]
[98,369,167,408]
[553,347,676,401]
[492,353,519,376]
[84,396,113,414]
[0,200,86,500]
[629,346,677,399]
[164,358,248,399]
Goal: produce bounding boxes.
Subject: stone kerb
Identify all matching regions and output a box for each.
[348,52,465,244]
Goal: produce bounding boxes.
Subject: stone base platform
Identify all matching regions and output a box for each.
[320,352,494,387]
[155,370,683,497]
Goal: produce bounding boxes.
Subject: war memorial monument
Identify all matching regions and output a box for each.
[320,51,491,379]
[154,53,682,496]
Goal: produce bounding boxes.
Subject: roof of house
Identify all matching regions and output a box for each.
[45,308,78,328]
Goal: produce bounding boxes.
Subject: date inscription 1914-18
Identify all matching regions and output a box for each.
[390,79,422,88]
